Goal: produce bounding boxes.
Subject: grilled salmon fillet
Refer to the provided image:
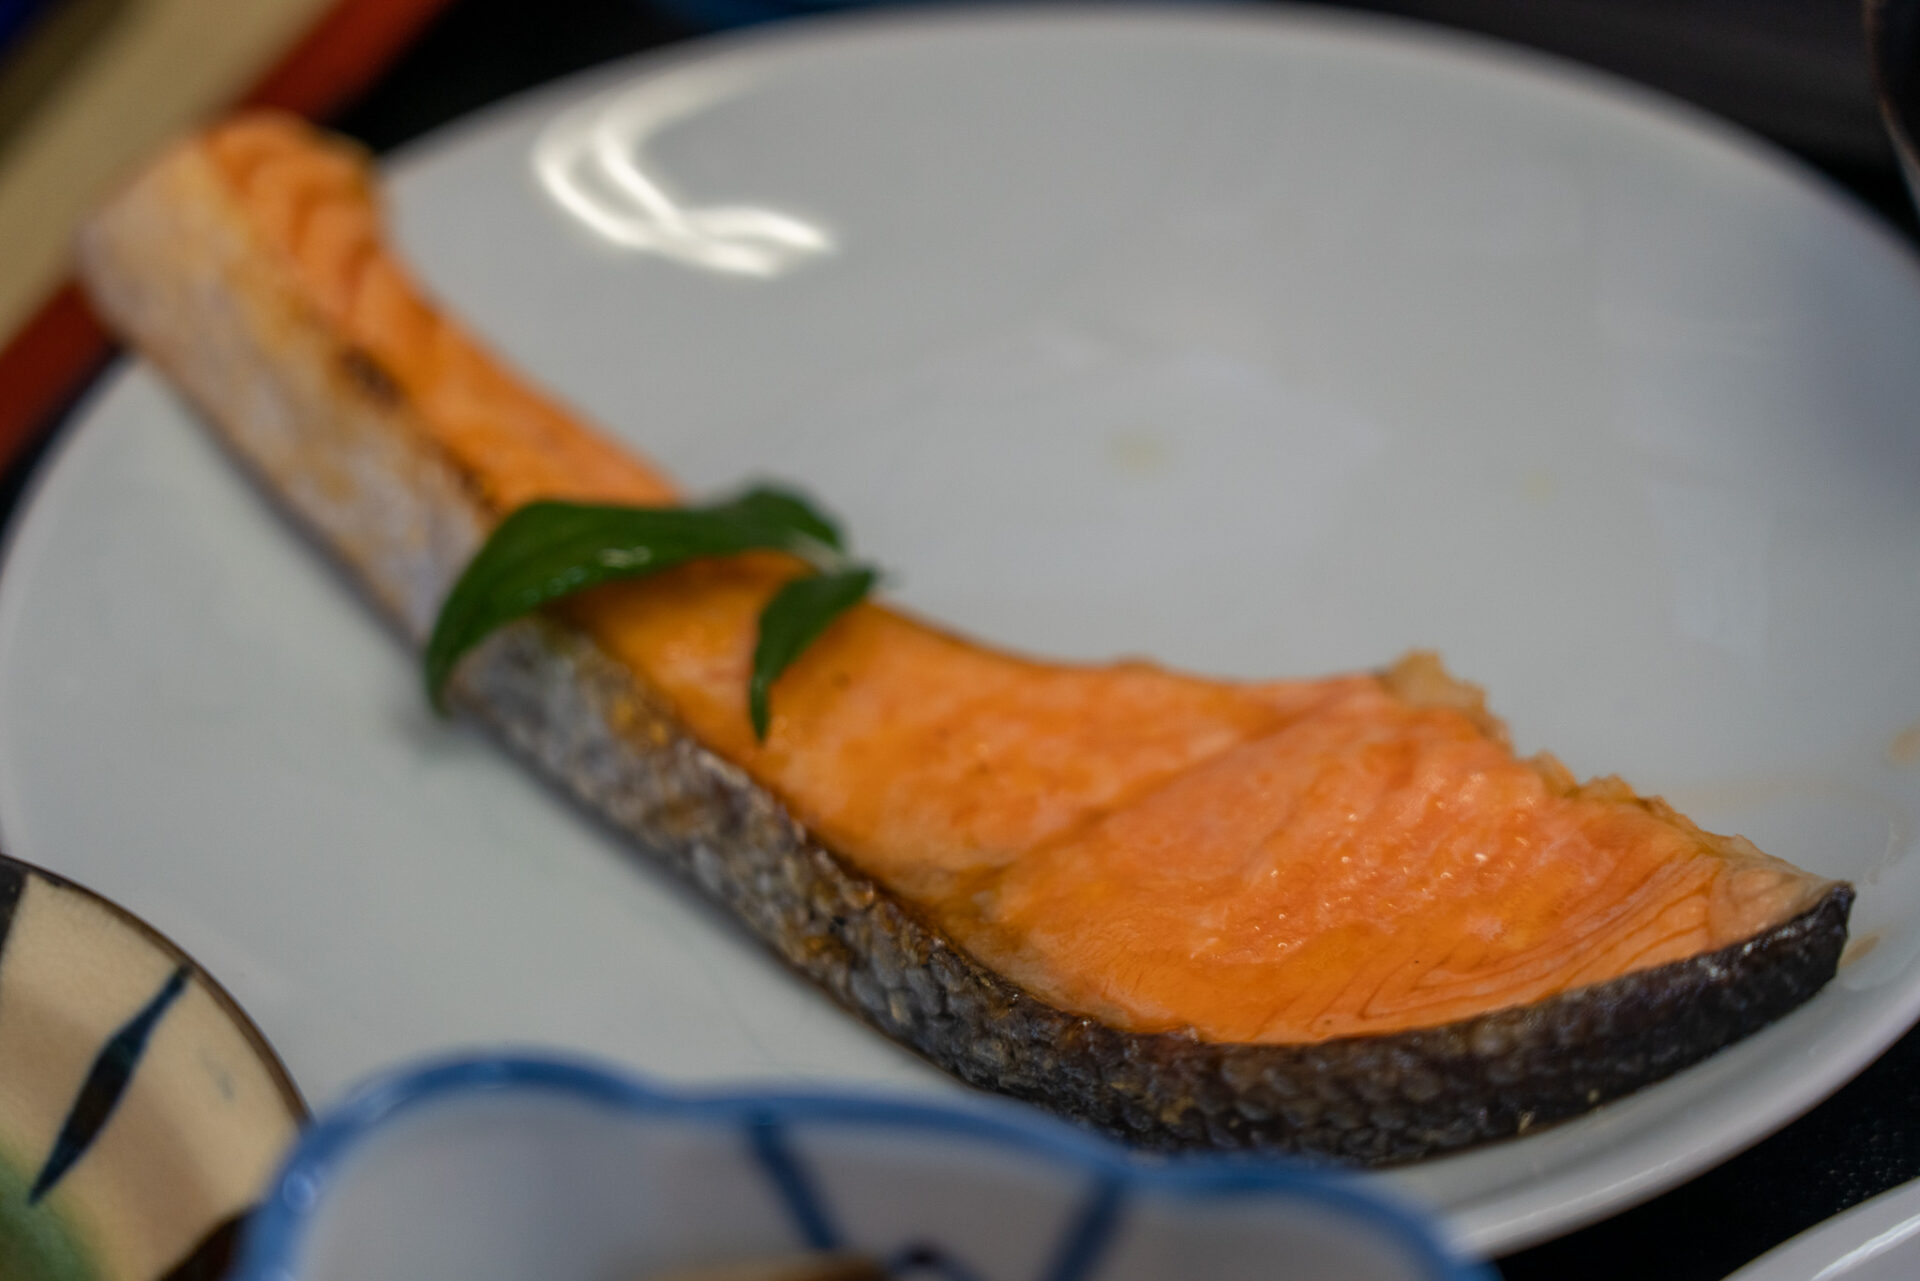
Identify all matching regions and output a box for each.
[75,113,1851,1160]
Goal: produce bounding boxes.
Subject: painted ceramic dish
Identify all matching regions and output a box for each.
[231,1053,1489,1281]
[0,853,304,1281]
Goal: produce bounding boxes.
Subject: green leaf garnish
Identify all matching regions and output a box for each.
[424,485,878,739]
[726,485,846,553]
[749,566,878,740]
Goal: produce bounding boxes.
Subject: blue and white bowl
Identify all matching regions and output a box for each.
[233,1054,1488,1281]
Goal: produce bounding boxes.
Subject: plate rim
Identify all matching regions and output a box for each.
[1726,1172,1920,1280]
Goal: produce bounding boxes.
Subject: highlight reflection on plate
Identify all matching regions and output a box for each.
[532,66,835,276]
[2,6,1918,1258]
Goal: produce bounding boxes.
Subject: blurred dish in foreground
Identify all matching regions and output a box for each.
[230,1053,1488,1281]
[0,852,304,1281]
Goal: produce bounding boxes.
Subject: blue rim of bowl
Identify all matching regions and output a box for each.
[230,1052,1491,1281]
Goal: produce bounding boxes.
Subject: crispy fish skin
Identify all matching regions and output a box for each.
[75,124,1851,1163]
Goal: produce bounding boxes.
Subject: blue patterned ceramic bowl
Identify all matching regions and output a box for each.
[232,1054,1488,1281]
[0,852,304,1281]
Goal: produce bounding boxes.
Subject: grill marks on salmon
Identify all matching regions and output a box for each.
[77,112,1851,1157]
[205,118,679,512]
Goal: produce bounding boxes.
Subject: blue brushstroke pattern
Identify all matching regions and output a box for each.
[1039,1176,1125,1281]
[30,965,189,1203]
[747,1115,841,1251]
[747,1109,1115,1281]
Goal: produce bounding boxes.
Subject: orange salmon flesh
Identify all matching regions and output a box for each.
[200,114,1832,1045]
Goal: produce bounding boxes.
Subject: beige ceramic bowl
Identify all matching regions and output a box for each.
[0,852,304,1281]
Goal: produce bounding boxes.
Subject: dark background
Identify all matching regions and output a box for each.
[15,2,1920,1277]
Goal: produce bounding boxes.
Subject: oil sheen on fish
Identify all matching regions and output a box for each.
[75,113,1852,1162]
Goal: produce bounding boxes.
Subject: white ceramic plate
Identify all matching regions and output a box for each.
[1726,1178,1920,1280]
[3,4,1919,1259]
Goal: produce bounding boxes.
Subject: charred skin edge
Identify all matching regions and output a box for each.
[76,134,1854,1165]
[469,619,1853,1165]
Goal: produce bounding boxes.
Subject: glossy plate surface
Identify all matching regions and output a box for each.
[3,5,1920,1257]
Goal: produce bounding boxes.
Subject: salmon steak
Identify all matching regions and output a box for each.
[75,113,1851,1162]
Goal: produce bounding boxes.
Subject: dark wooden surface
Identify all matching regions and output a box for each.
[8,2,1918,1275]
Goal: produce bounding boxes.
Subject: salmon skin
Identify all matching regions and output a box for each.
[75,113,1851,1163]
